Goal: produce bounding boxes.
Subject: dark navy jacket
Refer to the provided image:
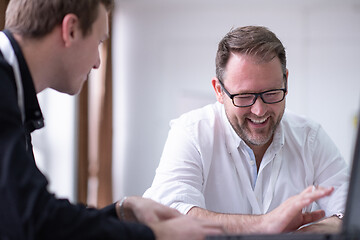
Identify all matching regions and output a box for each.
[0,30,154,240]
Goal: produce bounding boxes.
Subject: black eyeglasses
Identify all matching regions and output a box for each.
[218,76,287,108]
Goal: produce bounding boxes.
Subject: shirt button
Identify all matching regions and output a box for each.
[250,160,255,165]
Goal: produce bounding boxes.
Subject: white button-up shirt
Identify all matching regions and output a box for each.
[143,102,349,217]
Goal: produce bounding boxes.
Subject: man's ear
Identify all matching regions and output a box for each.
[61,13,80,47]
[212,77,224,104]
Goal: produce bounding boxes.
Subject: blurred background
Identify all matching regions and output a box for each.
[2,0,360,207]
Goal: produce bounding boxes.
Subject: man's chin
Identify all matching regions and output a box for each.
[246,137,271,146]
[54,85,83,96]
[70,80,87,96]
[242,129,273,146]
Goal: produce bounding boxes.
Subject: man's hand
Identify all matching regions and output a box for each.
[116,196,225,240]
[262,185,334,233]
[116,196,181,224]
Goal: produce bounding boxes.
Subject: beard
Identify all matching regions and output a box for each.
[226,107,285,147]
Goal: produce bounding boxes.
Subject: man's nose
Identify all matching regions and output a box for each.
[250,96,267,116]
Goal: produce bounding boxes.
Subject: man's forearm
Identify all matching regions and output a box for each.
[186,186,334,234]
[187,206,266,234]
[296,216,342,234]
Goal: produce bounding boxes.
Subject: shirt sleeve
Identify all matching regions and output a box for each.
[36,199,155,240]
[311,125,349,216]
[143,119,207,214]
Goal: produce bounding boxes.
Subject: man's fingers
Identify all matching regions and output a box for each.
[302,185,315,194]
[202,228,225,237]
[278,186,333,226]
[297,186,334,208]
[301,210,325,225]
[267,186,335,233]
[300,186,333,198]
[158,207,182,220]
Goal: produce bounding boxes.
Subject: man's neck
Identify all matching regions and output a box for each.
[13,29,60,94]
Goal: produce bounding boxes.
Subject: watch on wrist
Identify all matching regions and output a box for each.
[332,212,344,220]
[116,196,127,220]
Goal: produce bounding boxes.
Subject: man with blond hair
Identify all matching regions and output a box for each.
[0,0,224,239]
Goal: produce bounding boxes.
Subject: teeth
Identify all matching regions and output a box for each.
[250,117,268,124]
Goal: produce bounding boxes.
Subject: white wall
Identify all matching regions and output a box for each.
[31,0,360,203]
[32,89,76,202]
[112,0,360,200]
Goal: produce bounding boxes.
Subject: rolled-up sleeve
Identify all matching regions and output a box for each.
[312,126,349,216]
[144,118,207,214]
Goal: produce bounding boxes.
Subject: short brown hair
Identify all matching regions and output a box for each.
[216,26,286,82]
[5,0,114,38]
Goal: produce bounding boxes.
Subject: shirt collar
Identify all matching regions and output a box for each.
[267,119,285,156]
[3,30,44,132]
